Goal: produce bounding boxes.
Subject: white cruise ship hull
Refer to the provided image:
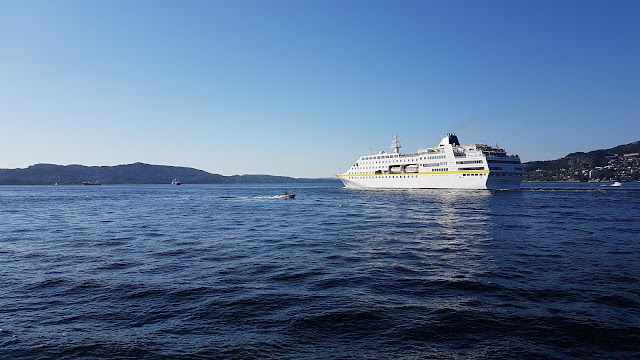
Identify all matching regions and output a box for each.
[337,133,523,190]
[337,172,521,190]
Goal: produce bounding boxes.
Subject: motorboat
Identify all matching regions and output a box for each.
[279,191,295,199]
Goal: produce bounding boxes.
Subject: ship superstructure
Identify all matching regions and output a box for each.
[337,133,522,189]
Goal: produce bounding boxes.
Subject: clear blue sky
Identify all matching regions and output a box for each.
[1,0,638,177]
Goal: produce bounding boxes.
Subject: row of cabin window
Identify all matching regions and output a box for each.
[346,175,419,179]
[489,166,523,171]
[463,173,522,177]
[357,161,445,169]
[361,154,446,162]
[487,159,521,164]
[346,172,497,180]
[362,155,398,160]
[458,166,485,171]
[456,160,483,164]
[350,169,525,176]
[352,165,452,174]
[347,172,521,179]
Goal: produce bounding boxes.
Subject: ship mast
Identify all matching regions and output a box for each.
[391,133,401,154]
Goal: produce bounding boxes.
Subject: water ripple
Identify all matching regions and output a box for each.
[0,183,638,359]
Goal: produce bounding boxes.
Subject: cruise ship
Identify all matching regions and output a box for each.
[337,133,523,190]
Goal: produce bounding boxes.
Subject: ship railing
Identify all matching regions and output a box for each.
[483,152,520,158]
[482,152,507,157]
[402,151,444,158]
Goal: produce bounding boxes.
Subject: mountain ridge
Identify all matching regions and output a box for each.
[3,140,639,185]
[0,162,338,185]
[523,141,640,181]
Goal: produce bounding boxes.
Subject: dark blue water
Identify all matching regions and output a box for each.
[1,183,639,359]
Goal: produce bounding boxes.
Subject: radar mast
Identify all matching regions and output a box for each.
[391,133,401,154]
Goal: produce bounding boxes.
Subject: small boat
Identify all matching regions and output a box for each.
[83,182,101,185]
[611,182,622,187]
[171,178,181,185]
[279,191,295,199]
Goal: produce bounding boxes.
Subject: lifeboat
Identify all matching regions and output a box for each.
[405,165,419,173]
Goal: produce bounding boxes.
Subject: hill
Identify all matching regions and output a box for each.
[0,163,338,185]
[524,141,640,181]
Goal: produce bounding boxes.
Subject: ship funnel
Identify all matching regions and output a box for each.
[439,133,460,147]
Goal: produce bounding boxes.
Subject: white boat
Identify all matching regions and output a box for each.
[404,164,419,173]
[278,191,295,199]
[337,133,523,190]
[171,178,181,185]
[611,182,622,187]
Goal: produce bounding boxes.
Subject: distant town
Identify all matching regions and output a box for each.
[524,141,640,182]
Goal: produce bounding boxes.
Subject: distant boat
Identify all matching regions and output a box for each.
[171,178,181,185]
[278,190,295,199]
[611,182,622,187]
[83,182,101,185]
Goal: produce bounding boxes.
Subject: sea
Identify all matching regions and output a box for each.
[1,182,639,359]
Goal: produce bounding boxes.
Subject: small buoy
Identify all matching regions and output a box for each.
[339,203,343,207]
